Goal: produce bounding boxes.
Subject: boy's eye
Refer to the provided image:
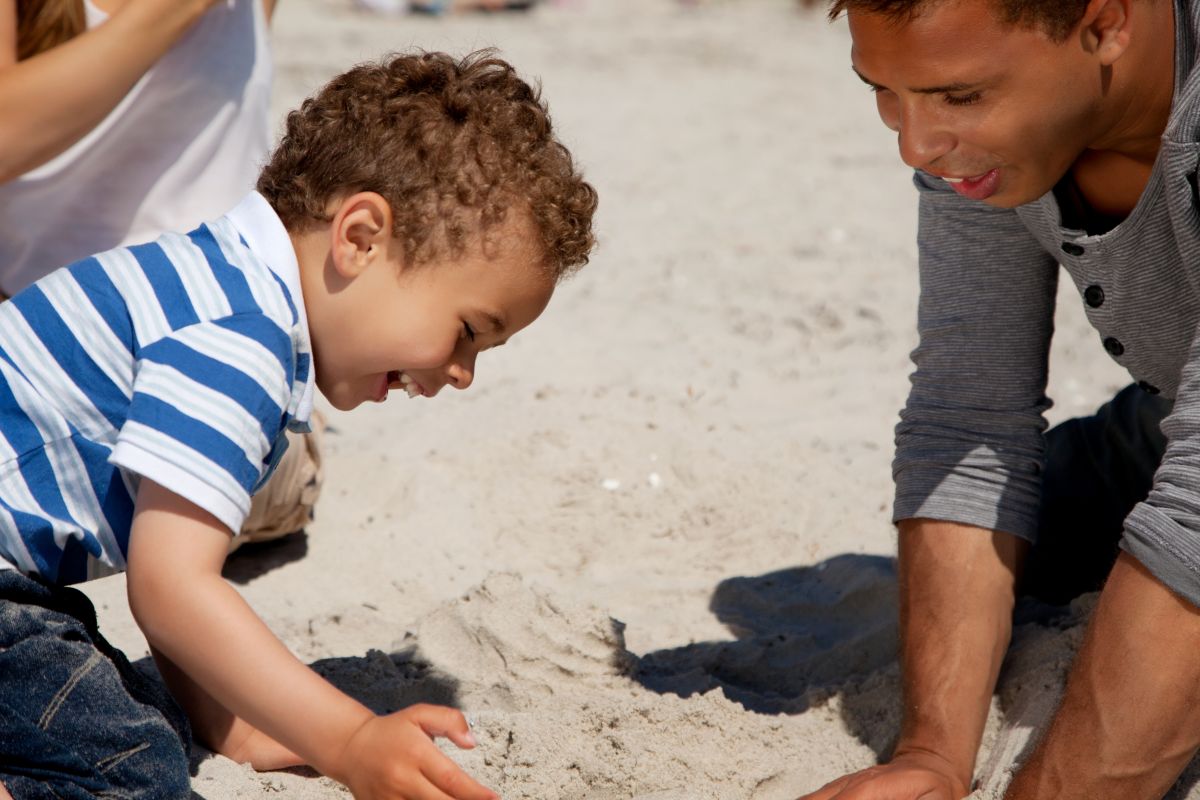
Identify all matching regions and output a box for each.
[463,322,476,342]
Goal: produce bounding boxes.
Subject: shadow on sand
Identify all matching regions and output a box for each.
[631,553,902,758]
[133,644,463,789]
[221,531,310,585]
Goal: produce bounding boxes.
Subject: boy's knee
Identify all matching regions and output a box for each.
[0,627,190,799]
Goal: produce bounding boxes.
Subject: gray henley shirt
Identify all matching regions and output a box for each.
[893,0,1200,605]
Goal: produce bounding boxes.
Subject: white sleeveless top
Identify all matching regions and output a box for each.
[0,0,273,295]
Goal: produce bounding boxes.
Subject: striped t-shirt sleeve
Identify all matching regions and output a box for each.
[110,313,294,533]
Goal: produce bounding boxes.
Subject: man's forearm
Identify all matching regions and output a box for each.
[1007,553,1200,800]
[895,519,1028,791]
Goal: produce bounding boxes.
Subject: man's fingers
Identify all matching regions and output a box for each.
[420,749,499,800]
[410,704,478,749]
[796,774,853,799]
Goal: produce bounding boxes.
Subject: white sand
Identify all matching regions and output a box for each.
[79,0,1175,797]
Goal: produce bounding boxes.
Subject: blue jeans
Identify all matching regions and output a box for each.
[0,570,192,799]
[1024,383,1173,604]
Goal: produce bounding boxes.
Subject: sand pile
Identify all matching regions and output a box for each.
[308,571,903,799]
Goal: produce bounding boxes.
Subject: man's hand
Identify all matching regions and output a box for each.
[336,705,498,800]
[796,520,1025,800]
[798,750,969,800]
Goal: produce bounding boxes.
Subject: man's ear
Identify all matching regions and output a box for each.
[1078,0,1133,66]
[328,192,393,280]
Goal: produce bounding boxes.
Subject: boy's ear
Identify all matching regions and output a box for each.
[329,192,393,279]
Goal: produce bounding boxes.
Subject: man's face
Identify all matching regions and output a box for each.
[849,0,1103,207]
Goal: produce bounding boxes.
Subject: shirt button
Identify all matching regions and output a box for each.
[1103,336,1125,357]
[1138,380,1161,395]
[1061,242,1085,256]
[1083,284,1105,308]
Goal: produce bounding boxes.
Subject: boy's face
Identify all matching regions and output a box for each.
[848,0,1109,207]
[310,217,555,412]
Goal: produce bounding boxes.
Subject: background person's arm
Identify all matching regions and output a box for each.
[798,519,1026,800]
[1006,553,1200,800]
[0,0,220,182]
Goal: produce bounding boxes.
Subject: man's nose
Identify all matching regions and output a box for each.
[893,102,954,171]
[445,350,476,391]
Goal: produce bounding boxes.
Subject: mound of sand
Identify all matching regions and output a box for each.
[321,572,900,799]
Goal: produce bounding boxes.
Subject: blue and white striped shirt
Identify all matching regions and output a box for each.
[0,192,314,585]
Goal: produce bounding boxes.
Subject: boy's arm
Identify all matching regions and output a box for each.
[0,0,220,182]
[127,478,497,800]
[149,644,304,771]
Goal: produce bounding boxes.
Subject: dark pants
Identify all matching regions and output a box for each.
[0,571,192,799]
[1023,383,1173,605]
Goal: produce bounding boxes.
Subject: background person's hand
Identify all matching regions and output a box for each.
[338,704,498,800]
[797,751,970,800]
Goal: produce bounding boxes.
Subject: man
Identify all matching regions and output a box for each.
[800,0,1200,798]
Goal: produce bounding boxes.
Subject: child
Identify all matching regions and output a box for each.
[0,50,597,800]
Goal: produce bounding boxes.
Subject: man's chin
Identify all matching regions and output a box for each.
[980,182,1047,209]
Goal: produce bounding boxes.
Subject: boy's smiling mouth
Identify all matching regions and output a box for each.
[397,371,424,398]
[379,370,425,401]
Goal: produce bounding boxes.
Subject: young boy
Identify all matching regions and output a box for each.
[0,50,597,800]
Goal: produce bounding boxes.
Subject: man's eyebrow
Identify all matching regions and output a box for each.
[851,65,979,95]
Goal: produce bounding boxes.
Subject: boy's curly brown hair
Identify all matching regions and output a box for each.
[258,50,597,280]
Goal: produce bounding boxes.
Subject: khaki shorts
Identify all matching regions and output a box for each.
[230,410,326,551]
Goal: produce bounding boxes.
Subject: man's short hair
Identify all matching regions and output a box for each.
[827,0,1088,42]
[258,50,598,280]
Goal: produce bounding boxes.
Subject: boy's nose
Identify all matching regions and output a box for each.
[445,352,475,391]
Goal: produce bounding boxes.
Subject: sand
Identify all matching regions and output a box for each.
[77,0,1181,797]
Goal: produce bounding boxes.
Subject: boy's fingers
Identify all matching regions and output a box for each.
[410,704,478,748]
[408,778,458,800]
[419,750,499,800]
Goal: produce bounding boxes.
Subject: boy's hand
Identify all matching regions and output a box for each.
[336,705,498,800]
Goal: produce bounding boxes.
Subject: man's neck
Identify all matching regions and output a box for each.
[1063,0,1177,224]
[1088,0,1177,164]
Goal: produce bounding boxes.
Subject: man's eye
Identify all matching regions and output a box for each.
[463,322,476,342]
[944,91,982,107]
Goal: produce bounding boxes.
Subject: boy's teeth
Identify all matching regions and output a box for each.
[943,176,965,183]
[404,383,421,398]
[399,373,413,385]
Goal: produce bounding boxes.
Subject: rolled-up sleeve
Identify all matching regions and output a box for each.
[1123,325,1200,606]
[893,172,1060,540]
